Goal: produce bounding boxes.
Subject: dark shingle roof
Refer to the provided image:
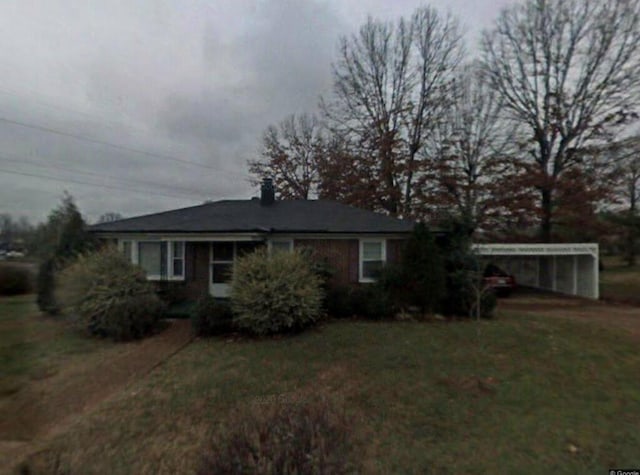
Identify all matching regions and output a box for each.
[89,199,415,234]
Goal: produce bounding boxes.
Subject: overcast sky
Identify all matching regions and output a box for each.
[0,0,514,224]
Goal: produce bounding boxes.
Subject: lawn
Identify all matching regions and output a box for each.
[0,294,110,398]
[12,302,639,474]
[600,255,640,303]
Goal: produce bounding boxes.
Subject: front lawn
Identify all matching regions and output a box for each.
[0,295,110,397]
[25,311,640,474]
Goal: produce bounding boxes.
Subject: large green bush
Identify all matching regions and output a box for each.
[36,258,58,314]
[324,284,397,320]
[57,246,165,340]
[365,224,445,317]
[198,398,358,475]
[0,264,32,296]
[190,295,234,336]
[400,224,446,312]
[438,219,497,319]
[35,193,95,314]
[230,249,324,335]
[350,285,397,320]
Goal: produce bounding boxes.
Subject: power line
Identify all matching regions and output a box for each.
[0,116,248,179]
[0,154,214,198]
[0,167,205,201]
[0,86,147,135]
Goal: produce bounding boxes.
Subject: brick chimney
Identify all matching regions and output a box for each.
[260,177,275,205]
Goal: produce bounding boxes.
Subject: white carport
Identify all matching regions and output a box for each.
[472,243,599,299]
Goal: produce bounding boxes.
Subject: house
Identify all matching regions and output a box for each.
[89,179,416,299]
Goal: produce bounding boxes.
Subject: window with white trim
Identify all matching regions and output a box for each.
[359,239,386,282]
[171,241,185,278]
[138,241,165,279]
[270,239,293,254]
[121,240,185,281]
[121,240,132,260]
[211,242,234,284]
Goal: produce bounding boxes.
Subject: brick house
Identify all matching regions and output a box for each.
[89,179,415,299]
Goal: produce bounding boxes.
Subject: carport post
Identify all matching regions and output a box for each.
[573,255,578,295]
[593,252,600,300]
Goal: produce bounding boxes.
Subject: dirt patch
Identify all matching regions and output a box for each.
[499,293,640,339]
[0,320,192,472]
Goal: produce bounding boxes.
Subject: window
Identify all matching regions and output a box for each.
[359,239,386,282]
[121,240,132,260]
[138,241,164,278]
[236,241,262,257]
[211,242,234,284]
[171,241,184,278]
[131,240,185,281]
[270,239,293,254]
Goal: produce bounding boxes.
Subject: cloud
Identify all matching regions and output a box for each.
[0,0,511,224]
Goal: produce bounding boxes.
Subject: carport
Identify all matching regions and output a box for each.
[472,243,599,299]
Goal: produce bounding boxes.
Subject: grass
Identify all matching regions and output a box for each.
[0,294,109,396]
[600,255,640,302]
[18,309,640,474]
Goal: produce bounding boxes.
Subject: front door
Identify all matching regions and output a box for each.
[209,241,263,297]
[209,242,234,298]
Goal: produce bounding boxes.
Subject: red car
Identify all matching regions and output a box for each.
[483,264,516,297]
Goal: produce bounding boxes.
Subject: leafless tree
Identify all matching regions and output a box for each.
[248,114,325,200]
[429,62,518,232]
[481,0,640,242]
[607,135,640,264]
[321,6,464,218]
[97,212,124,224]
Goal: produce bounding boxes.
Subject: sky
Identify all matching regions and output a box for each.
[0,0,515,224]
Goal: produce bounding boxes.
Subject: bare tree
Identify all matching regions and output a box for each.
[0,213,33,245]
[97,212,124,224]
[248,114,325,200]
[607,135,640,264]
[321,6,464,218]
[429,62,517,232]
[481,0,640,242]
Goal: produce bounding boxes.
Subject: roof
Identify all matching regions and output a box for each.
[89,199,416,234]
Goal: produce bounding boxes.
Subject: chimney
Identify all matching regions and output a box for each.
[260,177,275,205]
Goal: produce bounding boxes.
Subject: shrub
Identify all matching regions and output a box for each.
[442,272,497,319]
[198,398,358,475]
[57,246,165,340]
[400,224,446,313]
[350,285,397,320]
[0,264,32,296]
[36,258,58,314]
[230,249,324,336]
[191,295,234,336]
[437,219,497,319]
[324,286,355,319]
[325,284,397,320]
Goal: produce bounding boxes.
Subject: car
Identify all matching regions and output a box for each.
[483,264,516,297]
[6,250,25,258]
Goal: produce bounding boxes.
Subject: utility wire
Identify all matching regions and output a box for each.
[0,116,247,179]
[0,167,204,201]
[0,154,214,199]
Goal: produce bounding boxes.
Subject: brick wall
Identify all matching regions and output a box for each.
[294,239,359,286]
[387,239,407,265]
[164,238,408,300]
[294,237,408,287]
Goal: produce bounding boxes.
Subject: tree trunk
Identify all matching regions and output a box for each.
[540,188,553,243]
